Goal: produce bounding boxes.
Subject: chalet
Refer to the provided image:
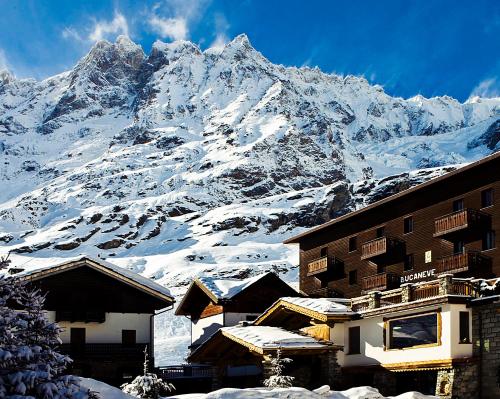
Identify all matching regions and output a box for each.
[188,325,336,389]
[17,256,175,386]
[175,272,298,350]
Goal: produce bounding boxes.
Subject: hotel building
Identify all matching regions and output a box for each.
[188,153,500,398]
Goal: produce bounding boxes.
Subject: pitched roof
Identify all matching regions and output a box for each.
[18,256,174,304]
[284,151,500,244]
[197,273,272,300]
[189,325,330,360]
[176,272,297,316]
[254,296,354,326]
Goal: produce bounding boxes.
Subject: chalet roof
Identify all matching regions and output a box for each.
[254,297,354,326]
[221,326,327,351]
[176,272,297,316]
[189,325,330,361]
[284,151,500,244]
[198,274,271,300]
[18,256,174,304]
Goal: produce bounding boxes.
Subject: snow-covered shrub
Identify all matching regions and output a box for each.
[0,255,99,398]
[121,348,174,398]
[263,349,295,388]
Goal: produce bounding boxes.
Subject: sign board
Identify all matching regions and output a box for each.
[400,268,436,284]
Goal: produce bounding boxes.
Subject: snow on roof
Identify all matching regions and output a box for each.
[280,297,354,315]
[198,273,273,300]
[222,325,327,350]
[18,256,173,300]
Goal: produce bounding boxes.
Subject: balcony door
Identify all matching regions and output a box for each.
[453,199,464,212]
[453,240,465,255]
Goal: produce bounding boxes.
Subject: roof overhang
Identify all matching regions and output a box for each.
[19,257,174,305]
[254,298,354,327]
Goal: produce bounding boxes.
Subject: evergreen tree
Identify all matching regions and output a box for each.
[263,349,295,389]
[121,348,174,398]
[0,255,98,398]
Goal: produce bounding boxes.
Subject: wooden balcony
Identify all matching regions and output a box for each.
[306,256,344,278]
[361,272,400,292]
[361,236,402,261]
[434,209,490,240]
[435,251,491,275]
[59,343,147,360]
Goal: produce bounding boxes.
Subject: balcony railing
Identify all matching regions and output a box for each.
[306,256,344,278]
[351,276,482,311]
[308,287,343,298]
[307,256,328,276]
[361,236,401,261]
[436,251,490,274]
[361,272,400,292]
[158,365,214,380]
[434,209,490,238]
[59,343,147,359]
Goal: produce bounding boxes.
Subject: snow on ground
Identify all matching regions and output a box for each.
[78,377,136,398]
[166,385,437,399]
[77,379,438,399]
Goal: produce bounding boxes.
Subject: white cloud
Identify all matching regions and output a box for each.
[62,27,84,42]
[210,33,229,51]
[209,13,229,50]
[61,12,130,44]
[147,0,211,42]
[88,12,129,42]
[470,77,500,98]
[149,16,188,41]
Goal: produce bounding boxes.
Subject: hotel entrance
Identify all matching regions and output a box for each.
[394,370,437,395]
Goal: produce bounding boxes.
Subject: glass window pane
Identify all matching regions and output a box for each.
[389,313,438,349]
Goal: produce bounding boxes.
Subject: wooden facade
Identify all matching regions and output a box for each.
[285,153,500,298]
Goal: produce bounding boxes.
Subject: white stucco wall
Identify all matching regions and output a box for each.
[46,311,151,344]
[191,313,224,346]
[334,303,473,368]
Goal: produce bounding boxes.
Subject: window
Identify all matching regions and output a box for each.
[349,270,357,285]
[453,199,464,212]
[481,188,494,208]
[454,240,464,254]
[348,326,360,354]
[404,254,414,271]
[459,312,470,343]
[348,236,357,252]
[388,313,438,349]
[376,227,385,238]
[320,247,328,257]
[483,231,496,251]
[403,216,414,234]
[122,330,136,346]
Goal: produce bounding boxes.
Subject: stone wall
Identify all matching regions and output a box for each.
[436,363,479,398]
[472,299,500,399]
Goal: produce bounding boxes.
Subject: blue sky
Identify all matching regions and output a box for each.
[0,0,498,101]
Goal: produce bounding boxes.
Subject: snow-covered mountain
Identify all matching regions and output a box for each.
[0,34,499,364]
